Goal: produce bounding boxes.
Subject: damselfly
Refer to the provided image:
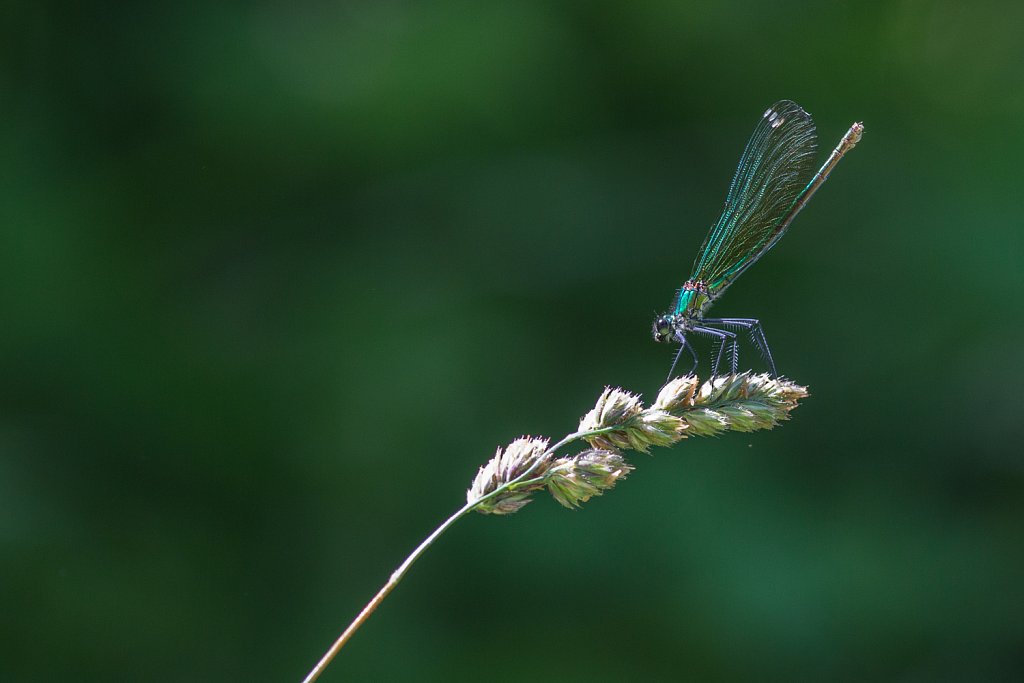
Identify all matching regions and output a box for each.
[653,100,863,378]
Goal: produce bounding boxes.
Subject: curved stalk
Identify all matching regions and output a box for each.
[299,430,599,682]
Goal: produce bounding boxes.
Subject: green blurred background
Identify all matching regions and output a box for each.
[3,1,1023,681]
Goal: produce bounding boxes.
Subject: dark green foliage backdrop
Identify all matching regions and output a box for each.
[3,1,1023,681]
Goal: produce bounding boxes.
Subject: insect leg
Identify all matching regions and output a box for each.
[702,317,778,377]
[692,326,737,378]
[667,333,699,381]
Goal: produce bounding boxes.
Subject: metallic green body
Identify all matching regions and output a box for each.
[672,284,712,319]
[652,100,864,375]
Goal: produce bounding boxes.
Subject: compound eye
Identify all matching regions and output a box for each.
[653,316,672,341]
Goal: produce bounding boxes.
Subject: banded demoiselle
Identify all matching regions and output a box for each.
[653,100,863,378]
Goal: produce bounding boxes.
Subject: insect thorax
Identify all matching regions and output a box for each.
[653,280,713,343]
[673,280,712,319]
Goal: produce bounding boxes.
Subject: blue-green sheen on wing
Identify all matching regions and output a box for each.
[690,100,818,293]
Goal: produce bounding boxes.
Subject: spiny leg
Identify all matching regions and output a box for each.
[703,318,766,372]
[708,317,770,366]
[684,338,699,376]
[667,334,699,381]
[711,329,740,374]
[692,326,737,377]
[710,328,737,377]
[702,317,778,376]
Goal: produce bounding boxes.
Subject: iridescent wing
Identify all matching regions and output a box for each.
[690,100,818,294]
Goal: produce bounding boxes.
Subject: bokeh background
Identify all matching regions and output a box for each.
[3,1,1023,681]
